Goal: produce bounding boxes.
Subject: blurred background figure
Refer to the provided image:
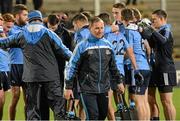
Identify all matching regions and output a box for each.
[33,0,43,10]
[57,12,73,30]
[126,0,137,5]
[16,0,26,5]
[0,0,13,14]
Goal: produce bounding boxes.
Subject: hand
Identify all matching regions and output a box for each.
[134,70,144,86]
[137,18,151,29]
[138,19,155,40]
[116,83,125,94]
[64,89,74,100]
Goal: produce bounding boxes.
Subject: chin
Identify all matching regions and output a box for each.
[97,36,103,38]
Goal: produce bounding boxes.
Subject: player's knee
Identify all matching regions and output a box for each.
[161,98,172,107]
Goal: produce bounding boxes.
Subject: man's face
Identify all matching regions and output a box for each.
[112,7,122,22]
[151,14,164,29]
[47,23,58,32]
[90,20,104,39]
[16,10,28,25]
[3,21,14,33]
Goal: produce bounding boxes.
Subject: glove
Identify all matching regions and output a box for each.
[138,19,154,40]
[138,18,151,28]
[134,70,144,86]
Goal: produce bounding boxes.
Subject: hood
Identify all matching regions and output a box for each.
[23,22,46,44]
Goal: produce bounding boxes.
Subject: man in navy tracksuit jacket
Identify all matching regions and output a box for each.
[0,10,72,120]
[64,17,124,120]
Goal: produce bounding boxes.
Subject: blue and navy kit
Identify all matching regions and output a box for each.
[104,27,129,75]
[8,24,25,64]
[0,49,10,72]
[0,22,72,83]
[125,23,150,70]
[65,34,123,93]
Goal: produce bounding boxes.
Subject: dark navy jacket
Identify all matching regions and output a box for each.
[65,34,123,93]
[0,22,72,82]
[150,24,176,73]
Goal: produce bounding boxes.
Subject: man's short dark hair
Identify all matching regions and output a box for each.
[12,4,28,16]
[98,12,111,25]
[152,9,167,19]
[89,17,103,27]
[113,2,126,9]
[72,13,88,23]
[121,8,134,21]
[47,14,59,26]
[81,11,92,21]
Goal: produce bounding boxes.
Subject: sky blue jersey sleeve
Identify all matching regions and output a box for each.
[74,28,90,44]
[0,32,23,48]
[65,43,82,89]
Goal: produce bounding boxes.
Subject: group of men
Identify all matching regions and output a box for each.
[0,2,177,120]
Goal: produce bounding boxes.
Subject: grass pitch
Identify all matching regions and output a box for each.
[2,87,180,120]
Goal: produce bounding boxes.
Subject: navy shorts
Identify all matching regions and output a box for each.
[155,71,177,87]
[158,85,173,93]
[10,64,24,86]
[0,71,10,91]
[129,70,151,95]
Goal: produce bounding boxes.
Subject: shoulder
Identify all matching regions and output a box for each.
[100,38,113,49]
[80,27,90,34]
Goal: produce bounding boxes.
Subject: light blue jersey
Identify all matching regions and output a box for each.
[125,23,149,70]
[0,49,10,71]
[105,26,129,75]
[8,24,25,64]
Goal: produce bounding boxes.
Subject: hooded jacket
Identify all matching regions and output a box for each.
[0,22,72,82]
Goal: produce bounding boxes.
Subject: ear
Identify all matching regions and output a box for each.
[15,14,19,19]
